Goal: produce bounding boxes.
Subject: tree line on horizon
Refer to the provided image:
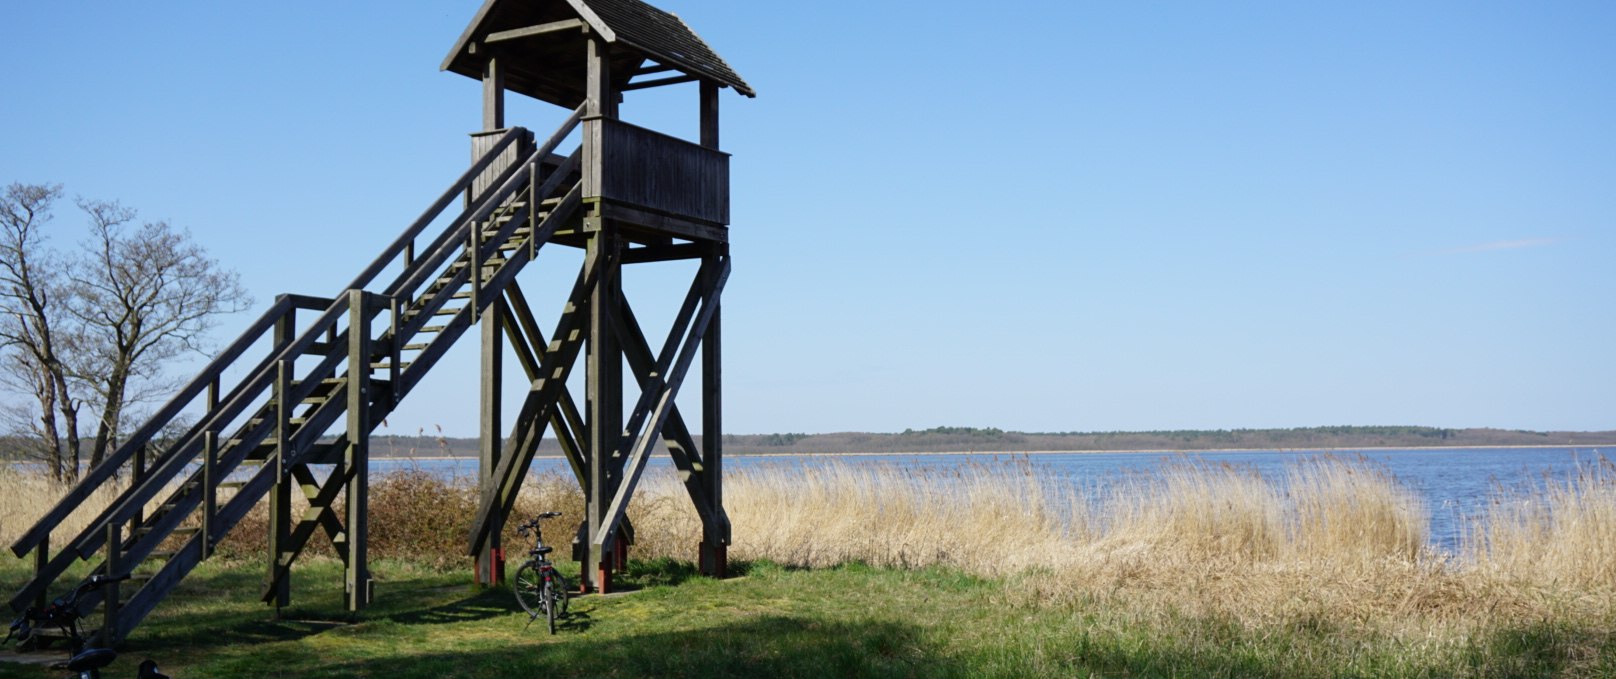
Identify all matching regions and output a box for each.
[154,425,1615,460]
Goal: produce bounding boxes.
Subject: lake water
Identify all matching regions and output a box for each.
[376,446,1614,553]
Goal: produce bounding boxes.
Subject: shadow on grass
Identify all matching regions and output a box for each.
[319,616,944,679]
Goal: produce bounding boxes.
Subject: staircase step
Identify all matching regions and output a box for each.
[136,524,198,538]
[302,341,337,355]
[403,343,430,352]
[421,325,447,333]
[371,361,413,371]
[449,258,507,272]
[218,481,247,490]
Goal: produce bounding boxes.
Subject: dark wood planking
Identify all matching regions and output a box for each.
[592,117,729,225]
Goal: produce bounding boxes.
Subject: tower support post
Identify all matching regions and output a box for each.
[476,287,505,586]
[345,290,375,611]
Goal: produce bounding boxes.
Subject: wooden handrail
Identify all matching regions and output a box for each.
[341,127,526,293]
[8,296,295,558]
[386,106,584,301]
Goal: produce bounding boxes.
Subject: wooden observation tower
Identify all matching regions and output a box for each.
[443,0,754,593]
[6,0,751,645]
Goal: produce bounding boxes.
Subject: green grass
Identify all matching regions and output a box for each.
[2,558,1612,678]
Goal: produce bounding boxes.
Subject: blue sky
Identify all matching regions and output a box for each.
[2,1,1612,436]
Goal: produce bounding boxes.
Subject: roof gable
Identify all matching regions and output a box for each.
[443,0,754,108]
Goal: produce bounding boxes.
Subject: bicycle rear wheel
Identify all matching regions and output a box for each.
[513,562,545,618]
[543,578,557,634]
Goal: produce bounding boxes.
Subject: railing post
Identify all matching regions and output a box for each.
[470,212,484,323]
[267,305,295,612]
[345,290,374,611]
[528,159,539,261]
[389,296,402,405]
[101,522,121,647]
[129,443,147,538]
[33,535,48,611]
[202,430,217,559]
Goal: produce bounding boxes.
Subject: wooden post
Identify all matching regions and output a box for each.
[129,444,147,537]
[101,522,122,647]
[582,35,622,593]
[700,81,720,150]
[475,49,508,587]
[345,290,373,611]
[476,290,504,586]
[33,536,48,611]
[483,55,504,131]
[267,306,295,613]
[202,430,216,558]
[584,218,621,594]
[699,245,726,577]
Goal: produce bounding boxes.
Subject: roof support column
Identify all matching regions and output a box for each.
[482,55,505,130]
[700,81,719,150]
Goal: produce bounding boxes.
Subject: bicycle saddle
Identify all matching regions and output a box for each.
[533,546,553,556]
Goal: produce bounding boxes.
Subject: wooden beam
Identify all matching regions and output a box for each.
[699,243,727,575]
[629,62,677,77]
[701,81,720,150]
[500,285,591,484]
[585,214,622,593]
[477,277,505,587]
[592,257,730,552]
[621,74,699,92]
[615,297,717,524]
[483,57,504,131]
[344,289,373,611]
[600,202,729,244]
[466,256,599,556]
[484,19,586,44]
[622,242,706,264]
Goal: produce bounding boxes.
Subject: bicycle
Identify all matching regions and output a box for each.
[512,512,571,634]
[5,573,169,679]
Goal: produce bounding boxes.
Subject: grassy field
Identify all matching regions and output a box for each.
[0,557,1610,679]
[0,456,1613,677]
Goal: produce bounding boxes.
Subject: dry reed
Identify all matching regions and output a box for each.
[3,453,1613,638]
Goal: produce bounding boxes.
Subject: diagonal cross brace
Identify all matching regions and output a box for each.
[592,256,730,550]
[499,284,590,487]
[466,258,598,556]
[261,462,355,602]
[613,287,723,527]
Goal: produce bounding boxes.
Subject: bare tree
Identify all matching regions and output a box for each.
[0,182,250,481]
[0,183,85,482]
[69,199,251,470]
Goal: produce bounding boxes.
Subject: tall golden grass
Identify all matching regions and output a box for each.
[3,454,1612,633]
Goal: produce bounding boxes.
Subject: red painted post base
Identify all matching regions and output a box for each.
[475,547,505,587]
[698,542,727,578]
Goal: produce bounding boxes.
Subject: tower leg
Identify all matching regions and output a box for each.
[699,244,727,578]
[584,214,622,594]
[345,290,373,611]
[476,296,505,586]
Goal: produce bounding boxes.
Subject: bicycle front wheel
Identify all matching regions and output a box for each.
[513,562,545,618]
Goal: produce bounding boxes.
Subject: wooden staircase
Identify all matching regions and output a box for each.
[6,108,587,646]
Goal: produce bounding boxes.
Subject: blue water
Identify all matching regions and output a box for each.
[377,446,1613,553]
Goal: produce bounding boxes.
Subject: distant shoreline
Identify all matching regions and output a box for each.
[374,443,1616,463]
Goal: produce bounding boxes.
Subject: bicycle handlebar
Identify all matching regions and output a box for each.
[516,512,563,539]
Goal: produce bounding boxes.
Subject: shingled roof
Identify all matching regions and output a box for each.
[443,0,755,109]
